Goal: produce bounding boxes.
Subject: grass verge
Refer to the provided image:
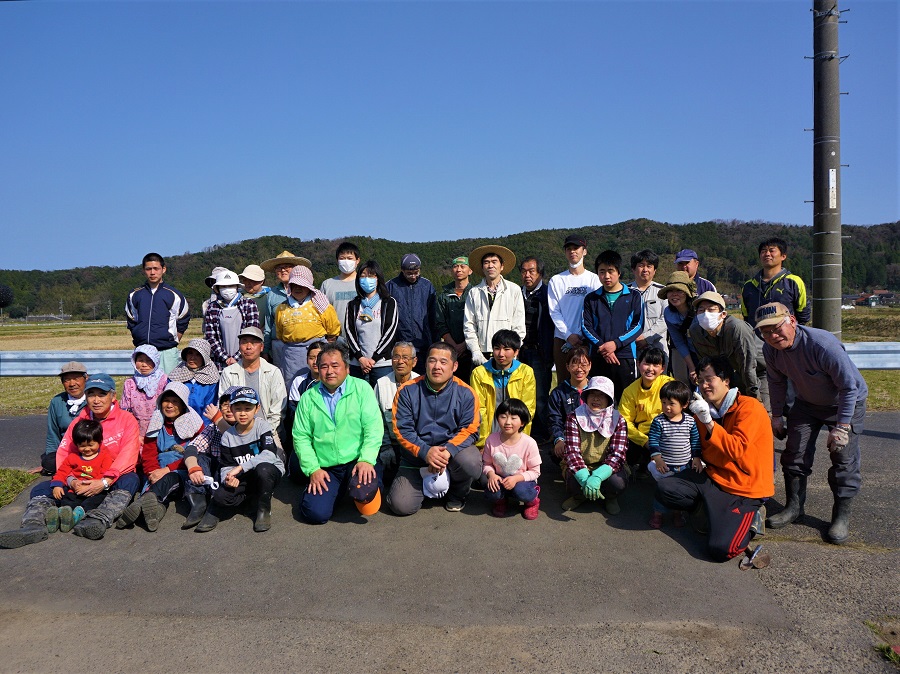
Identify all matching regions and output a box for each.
[864,618,900,668]
[0,468,39,509]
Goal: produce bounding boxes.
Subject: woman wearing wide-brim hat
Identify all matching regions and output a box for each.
[259,252,312,367]
[658,271,699,384]
[463,244,526,366]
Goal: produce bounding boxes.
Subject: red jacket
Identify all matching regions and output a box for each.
[698,393,774,499]
[56,404,140,482]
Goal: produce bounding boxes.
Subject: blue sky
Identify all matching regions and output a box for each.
[1,0,896,271]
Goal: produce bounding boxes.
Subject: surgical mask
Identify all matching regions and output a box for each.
[568,255,585,270]
[359,277,378,294]
[697,311,723,331]
[218,287,238,302]
[338,259,358,274]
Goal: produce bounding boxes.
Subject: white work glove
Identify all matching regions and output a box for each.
[689,392,713,425]
[771,416,787,440]
[826,425,850,453]
[471,350,487,366]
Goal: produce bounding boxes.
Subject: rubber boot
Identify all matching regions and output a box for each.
[826,496,852,545]
[140,492,167,532]
[254,492,272,533]
[115,495,142,529]
[74,488,133,540]
[0,497,52,549]
[182,492,208,529]
[195,503,220,533]
[767,474,806,529]
[45,507,60,534]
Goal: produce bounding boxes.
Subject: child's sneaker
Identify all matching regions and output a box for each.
[648,511,664,529]
[45,507,60,534]
[672,511,687,528]
[491,499,508,518]
[58,506,74,533]
[522,487,540,520]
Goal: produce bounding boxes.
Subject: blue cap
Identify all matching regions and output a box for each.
[229,386,259,406]
[675,249,699,263]
[84,373,116,393]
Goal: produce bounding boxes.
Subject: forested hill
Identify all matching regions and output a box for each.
[2,219,898,320]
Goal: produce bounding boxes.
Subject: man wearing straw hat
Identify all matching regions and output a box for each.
[463,244,526,367]
[259,251,312,366]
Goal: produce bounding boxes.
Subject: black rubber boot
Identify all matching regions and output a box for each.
[182,492,208,529]
[767,474,806,529]
[115,495,142,529]
[826,496,852,545]
[195,503,220,533]
[254,492,272,533]
[0,498,52,549]
[140,492,167,532]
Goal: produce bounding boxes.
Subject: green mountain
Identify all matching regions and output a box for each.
[2,219,898,320]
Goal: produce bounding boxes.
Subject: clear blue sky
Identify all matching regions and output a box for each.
[1,1,896,271]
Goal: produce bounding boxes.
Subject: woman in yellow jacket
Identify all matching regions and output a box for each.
[469,329,536,449]
[617,347,675,473]
[274,266,341,385]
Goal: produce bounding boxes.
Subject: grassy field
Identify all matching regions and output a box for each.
[0,468,39,508]
[0,312,897,415]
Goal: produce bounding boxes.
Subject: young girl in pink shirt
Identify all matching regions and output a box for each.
[482,398,542,520]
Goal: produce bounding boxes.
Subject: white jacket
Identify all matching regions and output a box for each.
[218,357,287,436]
[463,277,526,365]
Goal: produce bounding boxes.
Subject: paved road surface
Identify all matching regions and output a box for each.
[0,413,897,672]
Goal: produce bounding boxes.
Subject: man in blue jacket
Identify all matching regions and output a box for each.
[386,253,436,367]
[125,252,190,374]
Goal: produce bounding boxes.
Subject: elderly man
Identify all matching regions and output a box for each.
[758,302,867,544]
[655,357,774,562]
[388,342,481,515]
[0,374,141,547]
[688,291,766,404]
[674,249,716,296]
[37,361,89,475]
[435,255,474,383]
[373,342,420,489]
[259,250,312,365]
[219,326,287,443]
[387,253,436,367]
[463,245,526,367]
[292,343,383,523]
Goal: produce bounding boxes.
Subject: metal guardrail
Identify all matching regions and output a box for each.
[1,342,899,376]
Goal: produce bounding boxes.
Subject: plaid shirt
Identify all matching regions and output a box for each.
[203,299,260,367]
[184,423,223,460]
[563,411,628,473]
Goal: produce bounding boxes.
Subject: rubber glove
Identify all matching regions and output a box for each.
[574,468,590,487]
[591,464,613,482]
[583,482,601,501]
[771,416,787,440]
[689,392,713,425]
[827,425,850,453]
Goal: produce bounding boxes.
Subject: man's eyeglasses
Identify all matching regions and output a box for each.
[392,355,414,362]
[758,318,788,338]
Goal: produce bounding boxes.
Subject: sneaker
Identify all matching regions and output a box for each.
[491,499,508,518]
[58,507,75,533]
[604,496,621,515]
[444,497,466,512]
[72,517,106,540]
[561,495,586,511]
[45,507,60,534]
[648,511,664,529]
[672,511,687,528]
[522,488,540,521]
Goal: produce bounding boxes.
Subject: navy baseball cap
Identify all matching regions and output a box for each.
[84,373,116,393]
[229,386,259,405]
[675,249,699,263]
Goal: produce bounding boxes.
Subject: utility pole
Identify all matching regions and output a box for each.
[107,299,112,321]
[811,0,845,337]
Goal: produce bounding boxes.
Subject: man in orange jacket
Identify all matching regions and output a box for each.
[655,356,774,562]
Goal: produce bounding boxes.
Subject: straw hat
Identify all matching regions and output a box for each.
[260,250,312,272]
[469,245,516,275]
[658,271,697,300]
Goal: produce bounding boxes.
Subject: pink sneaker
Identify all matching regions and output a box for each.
[648,511,664,529]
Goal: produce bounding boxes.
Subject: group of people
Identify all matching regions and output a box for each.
[0,235,868,565]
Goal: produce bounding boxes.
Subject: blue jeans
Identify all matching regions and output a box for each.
[299,461,384,525]
[484,479,539,503]
[519,347,552,441]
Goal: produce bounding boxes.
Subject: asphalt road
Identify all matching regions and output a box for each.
[0,413,897,673]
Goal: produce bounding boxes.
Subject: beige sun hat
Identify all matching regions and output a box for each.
[260,251,312,272]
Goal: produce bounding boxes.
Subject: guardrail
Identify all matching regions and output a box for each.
[2,342,899,376]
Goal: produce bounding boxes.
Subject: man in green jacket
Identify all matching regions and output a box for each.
[292,343,383,523]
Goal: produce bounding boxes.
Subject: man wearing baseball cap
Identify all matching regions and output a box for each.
[674,249,716,296]
[239,264,270,320]
[387,253,436,367]
[757,302,868,545]
[435,255,474,382]
[36,361,90,475]
[547,234,601,378]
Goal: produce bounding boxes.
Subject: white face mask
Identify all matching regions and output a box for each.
[338,259,358,274]
[568,255,585,270]
[218,286,239,302]
[697,311,723,331]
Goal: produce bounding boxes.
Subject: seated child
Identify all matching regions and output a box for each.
[469,329,536,449]
[46,419,114,534]
[482,398,542,520]
[617,347,675,473]
[120,344,168,437]
[561,376,629,515]
[178,389,238,529]
[166,338,220,423]
[548,346,591,460]
[195,386,286,534]
[117,382,205,532]
[646,380,701,529]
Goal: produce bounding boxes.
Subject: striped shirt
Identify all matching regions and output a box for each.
[647,413,700,467]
